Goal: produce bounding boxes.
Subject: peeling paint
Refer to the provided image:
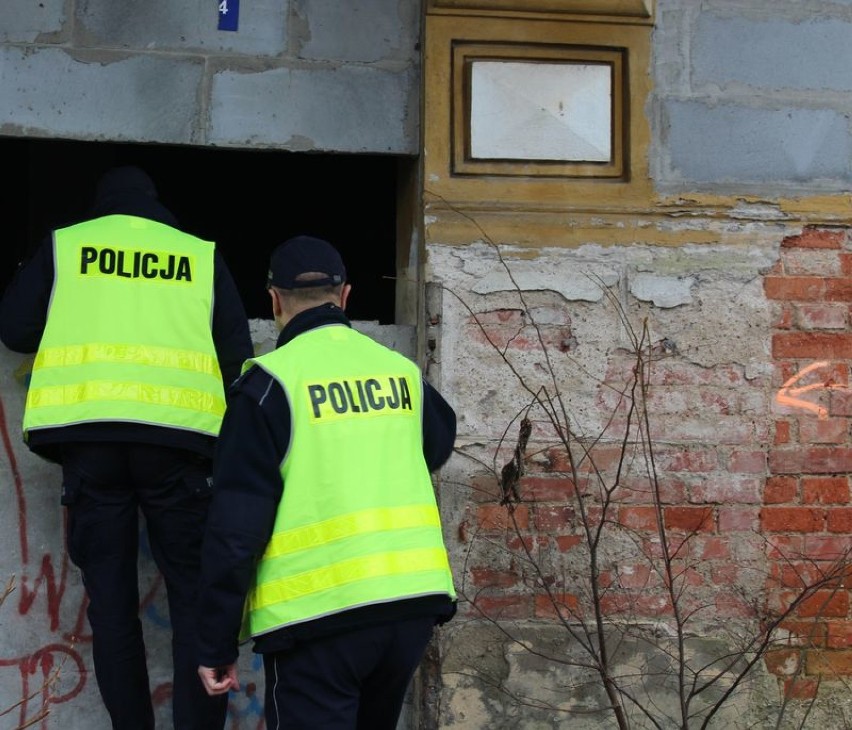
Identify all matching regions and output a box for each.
[629,272,695,307]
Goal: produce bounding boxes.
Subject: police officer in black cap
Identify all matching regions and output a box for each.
[196,235,457,729]
[0,165,253,730]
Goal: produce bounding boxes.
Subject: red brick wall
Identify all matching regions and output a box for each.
[457,228,852,695]
[763,227,852,692]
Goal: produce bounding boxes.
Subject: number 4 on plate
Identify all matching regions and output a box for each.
[218,0,239,32]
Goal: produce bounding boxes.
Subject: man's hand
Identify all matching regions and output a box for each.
[198,664,240,696]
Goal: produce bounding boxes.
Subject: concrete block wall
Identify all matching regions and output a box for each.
[652,0,852,195]
[0,0,421,153]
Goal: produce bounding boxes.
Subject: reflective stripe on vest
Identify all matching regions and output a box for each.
[23,215,225,438]
[242,325,455,639]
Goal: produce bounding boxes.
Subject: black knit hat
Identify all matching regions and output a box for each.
[94,166,157,203]
[89,165,178,226]
[267,235,347,289]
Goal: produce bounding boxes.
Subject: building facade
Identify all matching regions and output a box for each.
[1,1,851,727]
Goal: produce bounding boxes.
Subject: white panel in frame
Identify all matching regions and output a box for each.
[470,60,611,162]
[452,42,626,179]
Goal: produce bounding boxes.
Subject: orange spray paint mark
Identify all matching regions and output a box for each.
[775,360,847,420]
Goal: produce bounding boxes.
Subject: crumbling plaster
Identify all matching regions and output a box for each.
[428,236,780,443]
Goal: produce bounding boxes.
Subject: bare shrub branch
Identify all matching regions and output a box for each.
[431,197,850,729]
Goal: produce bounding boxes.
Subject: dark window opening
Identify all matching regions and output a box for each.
[0,137,399,323]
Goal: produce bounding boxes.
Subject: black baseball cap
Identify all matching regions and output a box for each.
[267,235,347,289]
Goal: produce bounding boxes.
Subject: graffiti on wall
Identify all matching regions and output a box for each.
[0,388,265,729]
[0,391,83,728]
[775,360,848,419]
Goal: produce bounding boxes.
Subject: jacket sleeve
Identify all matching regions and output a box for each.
[211,250,254,390]
[0,238,54,353]
[196,368,290,667]
[422,379,457,472]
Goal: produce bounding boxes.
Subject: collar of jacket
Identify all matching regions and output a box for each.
[276,303,351,348]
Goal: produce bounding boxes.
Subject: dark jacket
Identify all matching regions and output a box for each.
[196,303,457,668]
[0,167,254,463]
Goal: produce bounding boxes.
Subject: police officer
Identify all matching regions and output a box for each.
[196,235,457,729]
[0,166,254,730]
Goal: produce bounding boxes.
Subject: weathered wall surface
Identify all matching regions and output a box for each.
[0,1,420,726]
[3,0,852,728]
[0,0,420,153]
[421,0,852,727]
[652,0,852,195]
[0,320,414,729]
[427,229,852,728]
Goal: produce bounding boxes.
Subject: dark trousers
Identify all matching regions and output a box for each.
[62,443,227,730]
[262,616,435,730]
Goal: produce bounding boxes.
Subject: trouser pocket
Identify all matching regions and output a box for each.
[181,469,214,501]
[60,470,82,506]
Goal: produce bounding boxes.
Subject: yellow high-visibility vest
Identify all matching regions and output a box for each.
[23,214,226,439]
[242,324,456,639]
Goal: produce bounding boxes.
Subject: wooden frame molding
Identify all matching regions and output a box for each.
[424,14,653,214]
[452,42,626,179]
[428,0,653,22]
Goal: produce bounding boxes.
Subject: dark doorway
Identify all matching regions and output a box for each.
[0,137,400,323]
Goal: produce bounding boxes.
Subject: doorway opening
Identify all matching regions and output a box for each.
[0,137,410,325]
